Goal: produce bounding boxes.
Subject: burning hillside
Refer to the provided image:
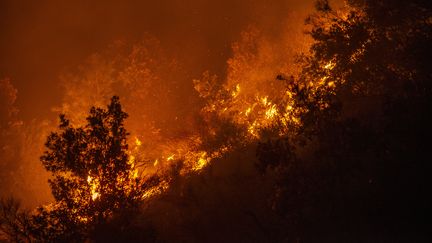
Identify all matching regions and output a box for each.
[1,0,431,242]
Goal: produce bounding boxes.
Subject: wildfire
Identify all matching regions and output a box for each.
[42,19,325,207]
[196,152,210,170]
[125,48,339,203]
[128,155,135,164]
[324,61,335,70]
[142,181,169,200]
[231,84,241,97]
[245,107,252,116]
[87,175,100,201]
[135,137,142,146]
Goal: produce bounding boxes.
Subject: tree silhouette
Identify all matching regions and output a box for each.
[0,96,153,241]
[257,0,431,241]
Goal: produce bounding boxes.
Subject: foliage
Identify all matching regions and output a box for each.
[1,96,154,242]
[1,1,431,241]
[256,0,432,241]
[40,96,146,240]
[0,198,33,242]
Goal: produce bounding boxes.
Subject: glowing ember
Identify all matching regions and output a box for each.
[324,61,335,70]
[87,175,100,201]
[135,137,142,146]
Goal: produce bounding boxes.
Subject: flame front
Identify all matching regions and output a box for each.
[39,16,340,203]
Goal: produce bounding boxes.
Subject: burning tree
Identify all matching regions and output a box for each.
[0,96,152,241]
[1,96,161,242]
[256,0,431,241]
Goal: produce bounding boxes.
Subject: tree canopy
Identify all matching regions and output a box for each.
[1,96,154,242]
[256,0,431,241]
[1,1,431,242]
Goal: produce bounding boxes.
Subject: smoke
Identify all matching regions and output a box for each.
[0,0,316,118]
[0,0,326,207]
[0,79,52,208]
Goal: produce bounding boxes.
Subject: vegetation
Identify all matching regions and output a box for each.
[256,0,431,241]
[1,97,157,242]
[1,0,430,242]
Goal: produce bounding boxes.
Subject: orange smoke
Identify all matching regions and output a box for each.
[0,1,326,206]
